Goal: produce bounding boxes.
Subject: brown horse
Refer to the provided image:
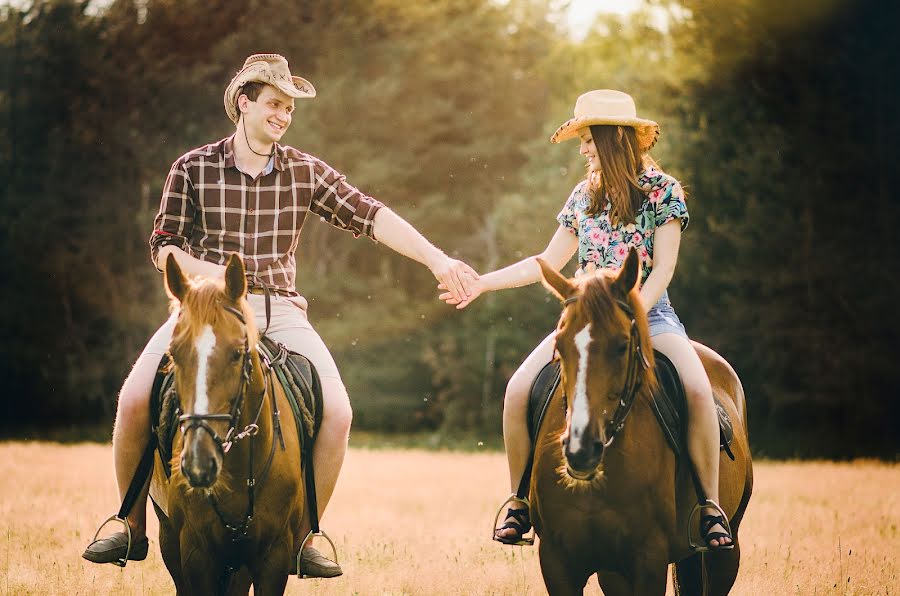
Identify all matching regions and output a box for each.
[530,252,753,595]
[148,254,305,595]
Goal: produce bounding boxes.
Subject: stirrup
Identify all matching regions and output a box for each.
[688,499,734,552]
[297,529,339,578]
[491,494,534,546]
[89,515,134,567]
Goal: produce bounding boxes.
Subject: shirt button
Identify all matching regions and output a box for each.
[249,208,254,214]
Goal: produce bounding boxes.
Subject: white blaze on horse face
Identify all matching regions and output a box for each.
[193,326,217,415]
[569,323,593,452]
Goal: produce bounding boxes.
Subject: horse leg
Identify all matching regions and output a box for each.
[596,571,632,596]
[152,502,184,592]
[538,540,591,595]
[179,541,222,595]
[673,542,741,596]
[223,568,252,596]
[250,542,292,596]
[672,554,704,596]
[631,560,668,596]
[702,542,741,596]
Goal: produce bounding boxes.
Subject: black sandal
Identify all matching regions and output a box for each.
[493,507,533,546]
[700,513,735,551]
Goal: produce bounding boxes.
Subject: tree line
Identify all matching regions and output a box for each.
[1,0,896,457]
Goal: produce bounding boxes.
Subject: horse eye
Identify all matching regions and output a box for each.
[230,349,243,363]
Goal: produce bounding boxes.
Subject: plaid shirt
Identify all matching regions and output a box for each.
[150,135,383,292]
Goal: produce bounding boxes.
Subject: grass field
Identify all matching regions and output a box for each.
[0,441,897,595]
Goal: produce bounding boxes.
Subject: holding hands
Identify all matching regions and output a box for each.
[429,254,480,305]
[439,276,486,309]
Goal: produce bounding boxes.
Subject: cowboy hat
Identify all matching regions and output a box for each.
[224,53,316,124]
[550,89,659,151]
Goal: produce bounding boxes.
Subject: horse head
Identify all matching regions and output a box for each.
[538,251,654,481]
[164,253,261,489]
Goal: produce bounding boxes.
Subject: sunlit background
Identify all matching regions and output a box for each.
[0,0,897,458]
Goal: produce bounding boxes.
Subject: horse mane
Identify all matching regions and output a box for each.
[170,277,258,348]
[577,271,622,332]
[576,271,657,394]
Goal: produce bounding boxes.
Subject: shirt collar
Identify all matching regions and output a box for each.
[223,134,286,173]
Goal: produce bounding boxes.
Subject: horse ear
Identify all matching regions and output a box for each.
[537,257,576,302]
[224,253,247,302]
[164,253,188,303]
[614,250,640,297]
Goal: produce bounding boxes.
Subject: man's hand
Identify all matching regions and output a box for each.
[438,276,485,309]
[429,255,479,303]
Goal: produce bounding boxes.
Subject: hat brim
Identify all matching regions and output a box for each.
[224,64,316,124]
[550,116,660,151]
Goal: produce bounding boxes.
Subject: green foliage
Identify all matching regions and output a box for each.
[2,0,897,457]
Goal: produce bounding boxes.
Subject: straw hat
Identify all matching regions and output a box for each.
[224,54,316,124]
[550,90,659,151]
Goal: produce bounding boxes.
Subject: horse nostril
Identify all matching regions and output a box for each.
[591,440,604,459]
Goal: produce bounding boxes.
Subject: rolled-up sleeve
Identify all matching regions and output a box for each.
[309,158,383,239]
[149,159,196,270]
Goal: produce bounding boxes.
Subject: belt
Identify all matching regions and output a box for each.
[247,286,298,298]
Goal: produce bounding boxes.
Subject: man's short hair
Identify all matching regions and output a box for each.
[236,82,267,117]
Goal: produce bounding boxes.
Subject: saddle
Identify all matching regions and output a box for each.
[527,352,734,459]
[150,335,324,477]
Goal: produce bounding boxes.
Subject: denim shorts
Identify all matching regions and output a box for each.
[647,290,689,339]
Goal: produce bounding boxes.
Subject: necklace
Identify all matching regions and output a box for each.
[241,118,275,158]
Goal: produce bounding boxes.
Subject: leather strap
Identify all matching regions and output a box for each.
[117,435,156,520]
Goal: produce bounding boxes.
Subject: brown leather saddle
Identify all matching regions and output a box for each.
[527,352,734,460]
[150,335,324,477]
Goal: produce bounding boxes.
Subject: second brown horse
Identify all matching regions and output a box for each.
[530,252,753,595]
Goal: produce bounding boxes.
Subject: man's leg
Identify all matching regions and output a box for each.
[83,318,174,564]
[253,295,348,577]
[297,376,351,542]
[111,352,158,536]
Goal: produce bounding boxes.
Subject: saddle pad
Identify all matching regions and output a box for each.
[649,351,734,459]
[150,335,324,478]
[525,353,734,458]
[257,335,323,449]
[527,360,562,442]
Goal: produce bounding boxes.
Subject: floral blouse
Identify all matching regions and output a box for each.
[556,167,689,285]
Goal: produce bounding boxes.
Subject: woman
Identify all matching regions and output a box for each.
[440,90,733,550]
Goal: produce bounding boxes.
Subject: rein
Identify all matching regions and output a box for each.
[177,303,283,542]
[560,294,651,449]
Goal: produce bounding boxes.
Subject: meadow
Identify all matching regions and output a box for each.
[0,441,896,595]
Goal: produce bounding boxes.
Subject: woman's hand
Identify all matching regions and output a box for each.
[429,255,479,303]
[439,277,486,309]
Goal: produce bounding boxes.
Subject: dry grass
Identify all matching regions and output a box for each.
[0,442,897,595]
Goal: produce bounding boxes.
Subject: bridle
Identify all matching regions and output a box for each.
[559,293,651,449]
[177,305,266,455]
[174,303,282,544]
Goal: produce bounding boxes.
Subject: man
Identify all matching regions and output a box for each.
[82,53,477,577]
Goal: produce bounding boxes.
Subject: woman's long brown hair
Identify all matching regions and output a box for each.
[584,125,656,225]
